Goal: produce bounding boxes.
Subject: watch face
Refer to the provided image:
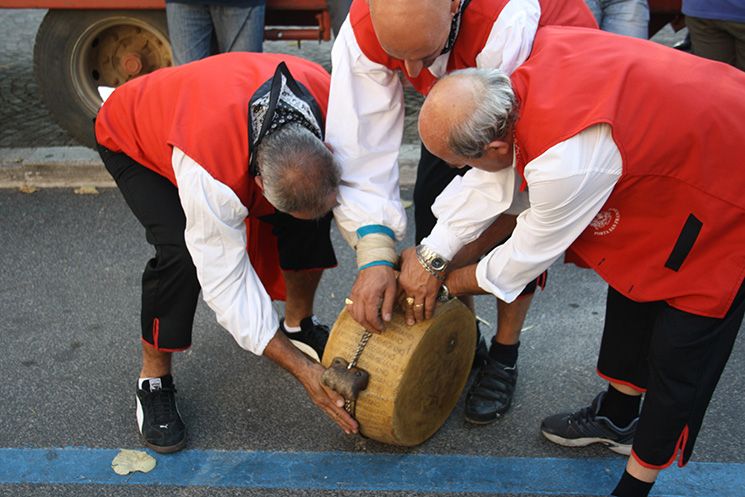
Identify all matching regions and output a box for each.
[431,257,446,270]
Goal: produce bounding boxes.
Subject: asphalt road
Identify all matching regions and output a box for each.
[0,188,743,497]
[0,7,737,497]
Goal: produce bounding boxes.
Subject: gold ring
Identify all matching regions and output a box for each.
[406,296,415,306]
[414,303,424,308]
[344,297,354,305]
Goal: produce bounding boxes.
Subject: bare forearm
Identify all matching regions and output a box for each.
[262,330,313,380]
[445,264,489,297]
[450,214,517,269]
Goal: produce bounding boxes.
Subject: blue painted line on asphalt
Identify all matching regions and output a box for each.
[0,447,743,496]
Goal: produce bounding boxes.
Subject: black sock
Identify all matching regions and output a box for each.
[597,384,641,428]
[611,470,654,497]
[489,340,519,367]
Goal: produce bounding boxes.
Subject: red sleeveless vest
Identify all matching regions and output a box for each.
[511,27,745,318]
[349,0,597,94]
[95,53,330,300]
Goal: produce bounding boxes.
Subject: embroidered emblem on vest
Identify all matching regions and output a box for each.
[590,208,620,236]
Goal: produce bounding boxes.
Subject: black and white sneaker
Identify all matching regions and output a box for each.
[540,392,637,455]
[135,375,187,453]
[280,316,329,362]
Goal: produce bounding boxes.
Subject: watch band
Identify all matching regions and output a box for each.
[415,244,449,281]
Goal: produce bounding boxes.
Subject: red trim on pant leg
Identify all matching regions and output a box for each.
[152,318,160,351]
[676,425,690,468]
[140,338,190,353]
[596,369,647,393]
[630,425,690,470]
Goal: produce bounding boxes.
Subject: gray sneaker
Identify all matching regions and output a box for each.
[540,392,637,455]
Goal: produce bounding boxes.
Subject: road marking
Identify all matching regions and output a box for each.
[0,447,743,496]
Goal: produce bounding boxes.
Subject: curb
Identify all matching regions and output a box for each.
[0,143,421,189]
[0,147,113,188]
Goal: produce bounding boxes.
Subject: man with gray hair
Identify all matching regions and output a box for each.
[95,52,357,454]
[410,27,745,496]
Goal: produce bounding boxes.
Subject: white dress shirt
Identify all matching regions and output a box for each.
[171,147,279,355]
[326,0,541,242]
[422,124,623,302]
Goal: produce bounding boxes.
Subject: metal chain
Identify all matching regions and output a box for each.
[344,330,373,414]
[348,330,372,370]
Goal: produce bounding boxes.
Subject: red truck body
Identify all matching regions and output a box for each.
[1,0,682,147]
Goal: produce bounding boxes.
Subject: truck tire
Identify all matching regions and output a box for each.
[33,10,172,148]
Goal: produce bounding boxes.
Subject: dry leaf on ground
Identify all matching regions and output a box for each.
[111,449,156,475]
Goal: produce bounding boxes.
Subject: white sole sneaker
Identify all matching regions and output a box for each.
[541,430,632,455]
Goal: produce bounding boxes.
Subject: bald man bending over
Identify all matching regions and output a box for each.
[326,0,596,424]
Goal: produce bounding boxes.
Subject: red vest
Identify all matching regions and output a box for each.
[349,0,597,94]
[95,53,331,300]
[511,28,745,318]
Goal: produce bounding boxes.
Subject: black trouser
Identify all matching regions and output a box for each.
[99,145,201,351]
[98,145,336,350]
[413,143,541,295]
[597,282,745,467]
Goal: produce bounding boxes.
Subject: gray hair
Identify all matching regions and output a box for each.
[255,123,340,218]
[446,68,518,159]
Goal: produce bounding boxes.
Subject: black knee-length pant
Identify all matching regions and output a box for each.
[598,282,745,468]
[98,145,335,351]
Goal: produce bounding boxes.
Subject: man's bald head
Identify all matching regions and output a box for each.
[419,74,481,159]
[419,68,518,170]
[369,0,457,76]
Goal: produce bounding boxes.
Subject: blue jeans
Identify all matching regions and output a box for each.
[585,0,649,38]
[166,2,266,65]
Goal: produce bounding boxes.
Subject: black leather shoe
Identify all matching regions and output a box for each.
[464,356,517,424]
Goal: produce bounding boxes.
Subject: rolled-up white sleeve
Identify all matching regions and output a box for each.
[475,0,540,74]
[421,166,518,260]
[326,20,407,243]
[475,124,623,301]
[171,147,278,355]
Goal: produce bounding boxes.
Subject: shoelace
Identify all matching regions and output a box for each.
[567,405,596,425]
[148,387,178,422]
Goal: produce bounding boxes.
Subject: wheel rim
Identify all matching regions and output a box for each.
[70,17,172,115]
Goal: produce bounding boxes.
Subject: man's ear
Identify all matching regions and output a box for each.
[450,0,459,15]
[485,139,511,157]
[254,175,264,191]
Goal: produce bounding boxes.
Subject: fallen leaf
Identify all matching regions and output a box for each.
[111,449,156,475]
[74,185,99,195]
[18,184,38,194]
[402,200,413,209]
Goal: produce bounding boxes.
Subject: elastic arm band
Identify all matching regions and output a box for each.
[356,224,395,240]
[358,260,396,271]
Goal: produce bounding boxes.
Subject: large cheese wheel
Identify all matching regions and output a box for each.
[322,299,476,446]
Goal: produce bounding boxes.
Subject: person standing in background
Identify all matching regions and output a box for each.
[166,0,266,65]
[683,0,745,70]
[328,0,353,37]
[584,0,649,38]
